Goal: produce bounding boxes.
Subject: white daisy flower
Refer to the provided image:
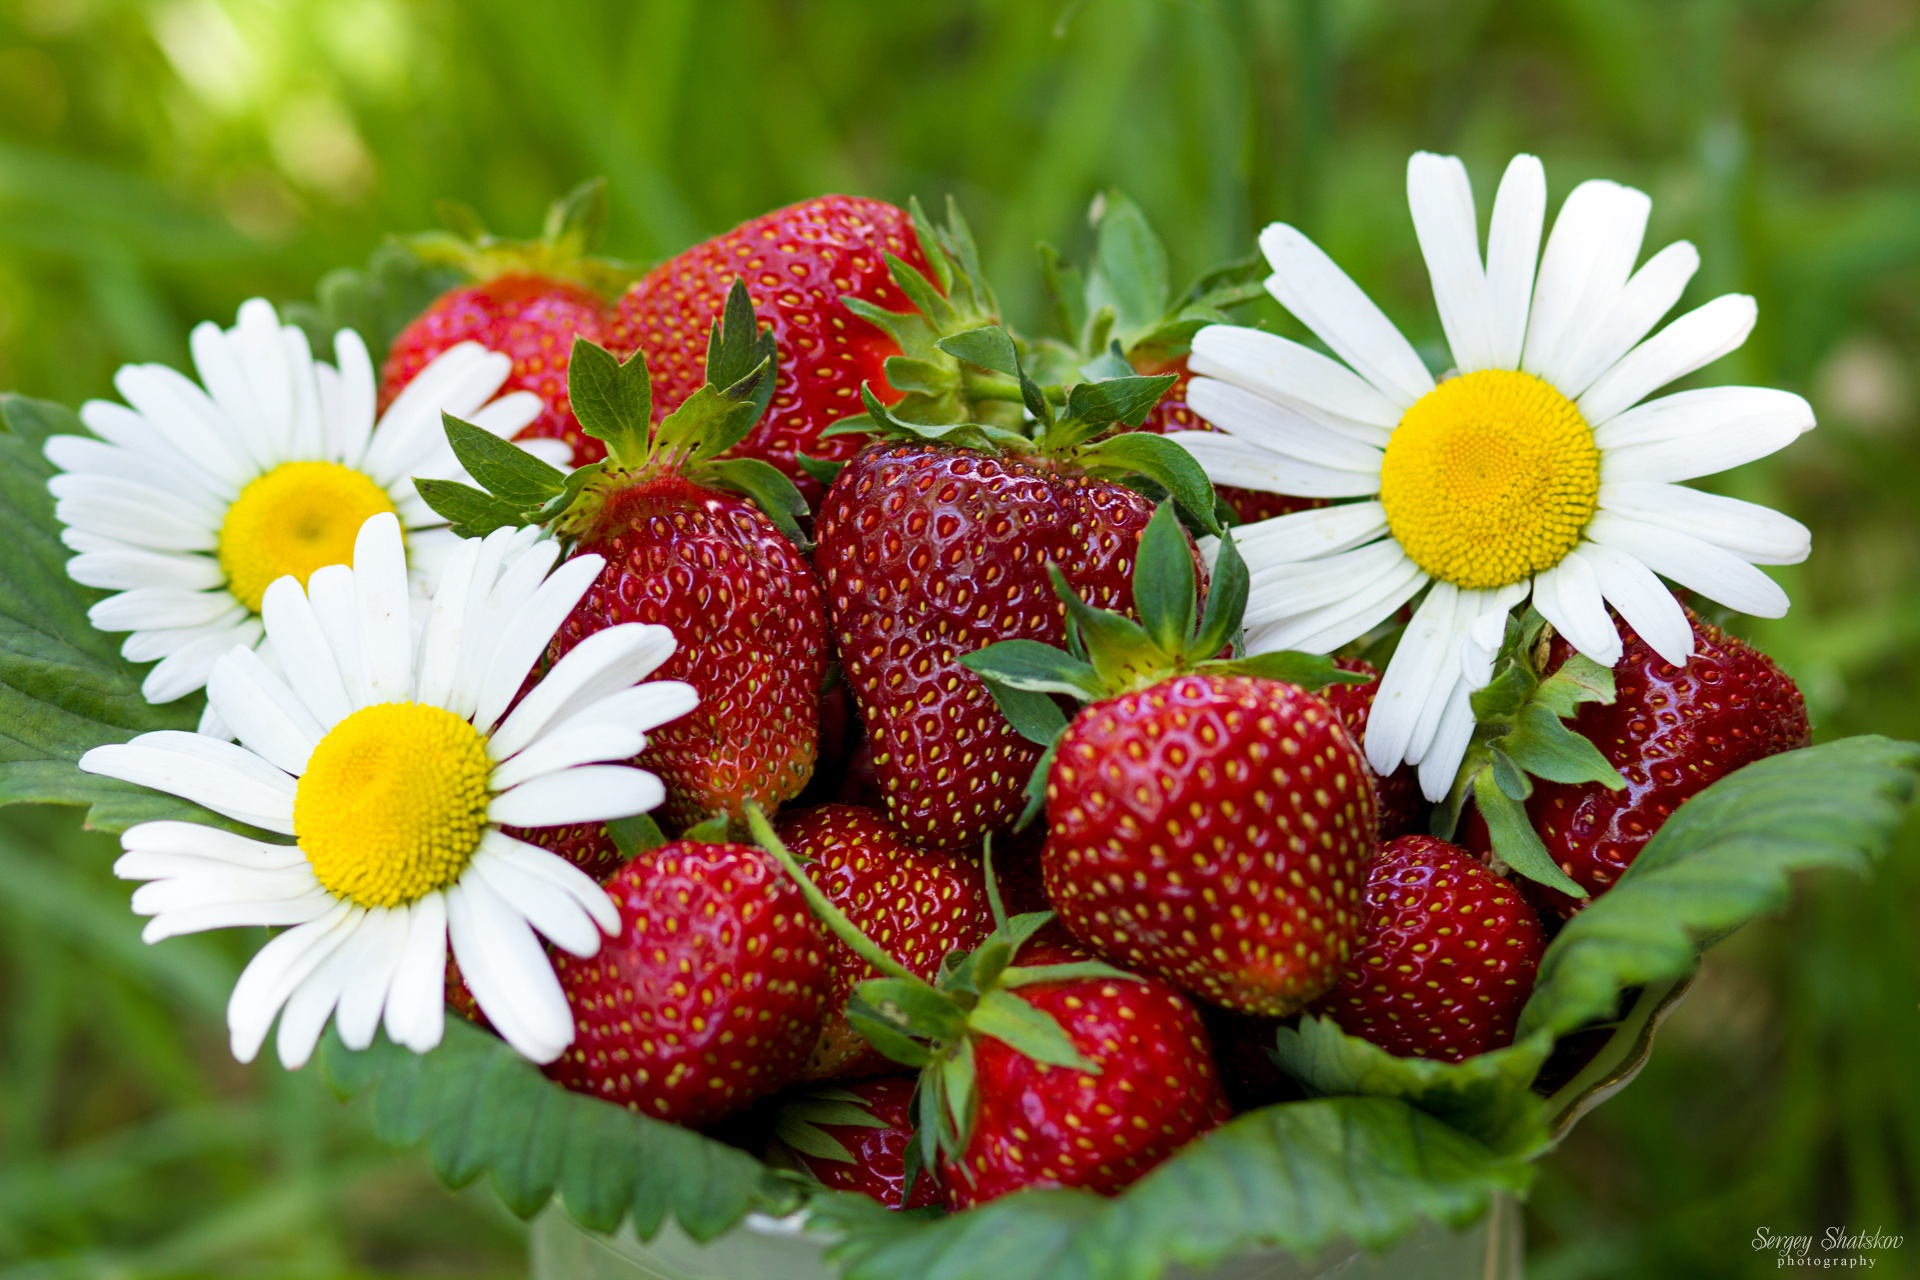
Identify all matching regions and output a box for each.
[46,298,571,723]
[1172,152,1814,800]
[78,512,696,1069]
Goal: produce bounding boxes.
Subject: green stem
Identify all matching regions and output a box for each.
[744,804,923,984]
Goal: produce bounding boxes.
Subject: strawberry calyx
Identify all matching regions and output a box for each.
[414,281,811,548]
[403,178,641,299]
[747,805,1128,1191]
[1430,610,1628,900]
[767,1085,892,1169]
[961,504,1360,822]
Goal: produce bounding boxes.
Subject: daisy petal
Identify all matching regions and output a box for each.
[1244,541,1413,622]
[330,329,379,468]
[1552,241,1700,398]
[382,892,448,1054]
[89,588,237,631]
[130,864,323,916]
[1232,500,1390,565]
[466,845,604,957]
[1597,387,1814,482]
[141,888,335,943]
[481,830,620,936]
[488,622,679,761]
[1578,541,1696,666]
[80,731,297,834]
[1599,481,1810,565]
[1523,179,1651,385]
[118,820,307,867]
[489,721,651,791]
[1531,550,1623,667]
[206,646,325,777]
[1482,154,1547,369]
[1247,553,1427,656]
[543,681,701,742]
[1408,151,1495,374]
[1185,378,1386,474]
[1586,510,1790,618]
[351,513,413,703]
[1162,430,1382,499]
[446,878,575,1064]
[331,906,411,1053]
[1189,326,1400,437]
[489,764,666,828]
[139,623,261,704]
[1258,223,1435,407]
[260,576,355,731]
[226,902,358,1064]
[471,554,606,733]
[66,548,225,593]
[1577,294,1757,426]
[1418,681,1478,802]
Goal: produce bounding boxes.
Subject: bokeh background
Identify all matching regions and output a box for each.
[2,0,1916,1276]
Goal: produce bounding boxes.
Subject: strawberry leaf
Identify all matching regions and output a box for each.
[414,478,533,539]
[959,640,1101,701]
[1472,768,1587,898]
[318,1020,799,1240]
[1075,430,1222,536]
[1084,190,1170,342]
[283,243,464,357]
[568,337,652,468]
[439,411,568,507]
[700,457,810,550]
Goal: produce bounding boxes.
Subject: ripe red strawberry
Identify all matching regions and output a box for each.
[1469,613,1809,917]
[967,505,1375,1015]
[1043,673,1373,1014]
[1133,357,1323,527]
[606,195,933,508]
[814,442,1165,852]
[1320,657,1424,838]
[1308,835,1546,1062]
[770,1076,940,1210]
[939,934,1229,1208]
[503,821,623,882]
[545,840,831,1126]
[432,292,830,829]
[775,804,995,1078]
[380,183,629,461]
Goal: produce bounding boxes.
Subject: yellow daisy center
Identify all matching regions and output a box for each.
[217,461,398,612]
[1378,369,1600,591]
[295,702,493,909]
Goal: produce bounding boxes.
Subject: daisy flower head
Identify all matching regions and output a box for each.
[46,298,571,720]
[1170,152,1814,799]
[79,512,697,1069]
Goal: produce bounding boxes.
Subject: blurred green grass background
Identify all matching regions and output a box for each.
[1,0,1916,1275]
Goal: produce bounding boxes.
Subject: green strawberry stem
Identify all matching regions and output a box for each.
[744,803,925,986]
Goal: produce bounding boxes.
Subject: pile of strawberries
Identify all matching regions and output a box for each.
[393,190,1811,1212]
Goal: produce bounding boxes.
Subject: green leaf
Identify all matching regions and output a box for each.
[1037,242,1088,348]
[967,990,1095,1072]
[568,338,652,467]
[1062,374,1177,432]
[605,812,666,859]
[977,678,1072,747]
[414,478,532,539]
[0,395,240,834]
[1518,736,1920,1042]
[1500,703,1625,789]
[1085,190,1170,340]
[959,640,1101,701]
[1473,769,1586,899]
[529,460,607,526]
[441,412,567,506]
[283,243,464,358]
[702,280,777,428]
[699,457,810,549]
[1533,652,1616,719]
[1075,431,1222,535]
[1192,531,1250,657]
[1203,649,1358,690]
[813,1097,1532,1280]
[1047,566,1154,692]
[938,325,1021,378]
[319,1021,799,1240]
[795,452,845,491]
[1128,503,1194,654]
[1271,1016,1552,1157]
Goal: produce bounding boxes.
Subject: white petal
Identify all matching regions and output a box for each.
[1244,540,1412,622]
[118,819,307,866]
[1597,387,1814,482]
[466,845,605,957]
[118,610,245,664]
[333,906,411,1052]
[1231,500,1390,565]
[471,554,606,733]
[45,431,227,508]
[489,722,651,791]
[80,731,297,834]
[488,622,679,761]
[1246,553,1427,656]
[1598,482,1810,566]
[89,588,236,632]
[382,891,448,1054]
[1408,152,1495,374]
[54,492,218,554]
[1185,378,1386,473]
[206,647,324,776]
[481,830,621,936]
[1189,324,1400,436]
[489,764,665,828]
[138,620,260,703]
[1161,430,1382,499]
[1530,551,1622,667]
[1551,241,1700,398]
[1366,583,1461,775]
[542,680,701,743]
[130,864,321,914]
[351,512,414,703]
[76,400,232,498]
[112,364,253,489]
[225,901,357,1063]
[115,847,306,881]
[516,436,574,471]
[1577,541,1695,666]
[306,564,369,708]
[228,299,297,470]
[363,345,513,486]
[445,878,575,1064]
[1577,295,1758,425]
[1258,223,1435,406]
[281,325,326,461]
[1482,155,1547,370]
[1523,179,1651,384]
[141,887,335,943]
[47,469,226,530]
[464,391,545,443]
[1585,510,1790,618]
[452,529,559,719]
[1416,683,1475,803]
[277,907,398,1069]
[66,548,224,593]
[259,575,355,730]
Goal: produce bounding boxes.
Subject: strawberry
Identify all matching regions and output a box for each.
[1468,613,1809,917]
[424,289,828,829]
[753,809,1229,1210]
[966,505,1375,1015]
[380,182,630,462]
[815,442,1167,852]
[605,195,935,508]
[545,840,831,1126]
[503,821,623,882]
[774,804,995,1079]
[1308,835,1546,1062]
[940,934,1228,1207]
[769,1076,940,1210]
[1320,657,1424,838]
